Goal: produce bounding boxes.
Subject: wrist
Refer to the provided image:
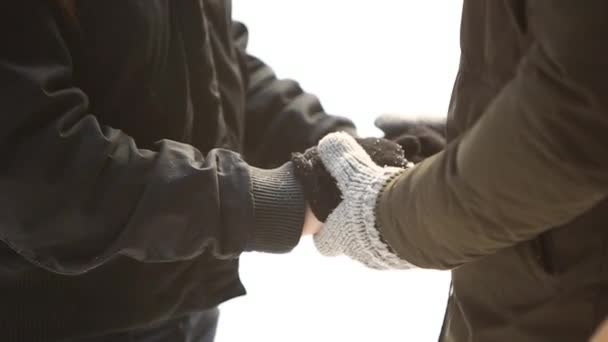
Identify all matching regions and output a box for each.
[302,204,322,236]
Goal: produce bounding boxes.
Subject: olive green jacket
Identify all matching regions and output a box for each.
[378,1,608,341]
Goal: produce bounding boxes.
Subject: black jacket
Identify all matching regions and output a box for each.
[0,1,354,340]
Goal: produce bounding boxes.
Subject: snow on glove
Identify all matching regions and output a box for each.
[292,137,408,222]
[314,132,416,270]
[375,113,446,163]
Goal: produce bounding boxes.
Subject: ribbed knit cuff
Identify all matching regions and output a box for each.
[247,162,306,253]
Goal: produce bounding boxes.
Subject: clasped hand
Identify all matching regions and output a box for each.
[294,114,446,268]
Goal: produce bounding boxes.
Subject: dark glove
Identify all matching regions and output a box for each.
[374,113,446,163]
[292,137,407,222]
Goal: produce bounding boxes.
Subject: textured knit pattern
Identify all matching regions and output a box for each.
[314,132,416,269]
[249,163,305,253]
[291,137,408,222]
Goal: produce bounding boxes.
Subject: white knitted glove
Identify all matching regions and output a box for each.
[314,132,417,270]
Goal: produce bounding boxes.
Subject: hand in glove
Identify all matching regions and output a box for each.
[375,113,446,163]
[292,136,408,222]
[312,132,415,269]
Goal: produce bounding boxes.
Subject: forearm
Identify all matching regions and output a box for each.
[377,45,608,269]
[2,123,305,274]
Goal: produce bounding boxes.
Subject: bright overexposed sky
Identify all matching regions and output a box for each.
[217,2,463,341]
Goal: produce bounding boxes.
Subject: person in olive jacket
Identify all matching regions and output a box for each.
[312,1,608,341]
[0,1,414,341]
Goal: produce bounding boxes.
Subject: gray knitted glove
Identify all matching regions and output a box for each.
[314,132,417,270]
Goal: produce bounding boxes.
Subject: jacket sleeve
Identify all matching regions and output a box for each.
[376,0,608,269]
[232,22,356,168]
[0,2,305,276]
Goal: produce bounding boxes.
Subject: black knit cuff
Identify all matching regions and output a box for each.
[248,162,306,253]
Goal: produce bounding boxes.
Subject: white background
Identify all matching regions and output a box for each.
[217,2,463,341]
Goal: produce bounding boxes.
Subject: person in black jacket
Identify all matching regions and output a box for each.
[0,1,415,341]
